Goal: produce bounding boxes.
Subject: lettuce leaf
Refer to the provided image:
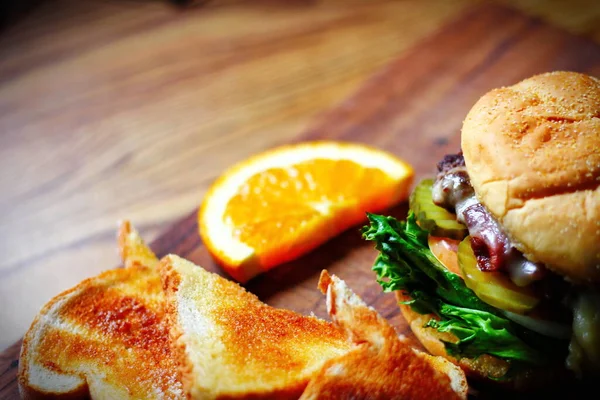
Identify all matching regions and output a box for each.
[429,304,545,364]
[365,213,495,312]
[363,212,554,366]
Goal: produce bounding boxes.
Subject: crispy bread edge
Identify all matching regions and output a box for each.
[17,220,159,400]
[158,255,195,400]
[18,285,90,400]
[308,271,468,399]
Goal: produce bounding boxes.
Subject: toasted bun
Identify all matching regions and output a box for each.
[395,291,576,392]
[395,292,511,381]
[461,71,600,283]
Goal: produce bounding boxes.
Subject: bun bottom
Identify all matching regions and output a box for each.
[395,292,575,393]
[395,292,510,380]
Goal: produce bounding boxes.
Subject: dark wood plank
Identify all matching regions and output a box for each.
[2,3,600,399]
[0,341,21,400]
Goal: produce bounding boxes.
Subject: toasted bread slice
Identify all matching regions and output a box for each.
[18,222,184,399]
[299,271,468,400]
[159,255,351,399]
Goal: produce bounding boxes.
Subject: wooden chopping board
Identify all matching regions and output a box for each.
[2,3,600,399]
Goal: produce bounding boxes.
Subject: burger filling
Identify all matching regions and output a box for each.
[431,152,600,377]
[363,151,600,381]
[431,152,546,285]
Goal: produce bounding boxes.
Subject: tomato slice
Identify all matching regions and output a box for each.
[428,235,462,276]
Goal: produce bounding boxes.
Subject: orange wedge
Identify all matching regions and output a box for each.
[199,141,414,282]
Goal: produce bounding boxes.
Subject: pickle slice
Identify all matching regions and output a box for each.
[457,237,540,314]
[409,179,467,239]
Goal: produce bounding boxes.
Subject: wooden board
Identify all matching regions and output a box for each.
[2,3,600,399]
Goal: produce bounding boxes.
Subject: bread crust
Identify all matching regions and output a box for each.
[17,222,185,400]
[158,255,351,400]
[300,271,467,400]
[461,71,600,283]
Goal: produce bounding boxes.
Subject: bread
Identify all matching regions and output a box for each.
[159,255,351,399]
[461,71,600,283]
[395,291,577,392]
[18,221,184,399]
[299,271,468,400]
[395,292,511,381]
[20,223,468,399]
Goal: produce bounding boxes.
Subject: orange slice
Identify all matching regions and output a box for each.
[199,141,414,282]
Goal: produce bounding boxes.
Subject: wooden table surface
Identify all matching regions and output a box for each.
[1,0,600,353]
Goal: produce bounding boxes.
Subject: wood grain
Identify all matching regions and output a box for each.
[500,0,600,43]
[0,0,472,350]
[0,341,20,400]
[2,3,599,399]
[2,0,600,353]
[3,0,600,354]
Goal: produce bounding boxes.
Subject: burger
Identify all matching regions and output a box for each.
[362,71,600,390]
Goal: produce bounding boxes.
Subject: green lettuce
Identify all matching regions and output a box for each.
[363,212,558,367]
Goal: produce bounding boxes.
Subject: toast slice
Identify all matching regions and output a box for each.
[18,222,184,399]
[159,255,351,399]
[299,271,468,400]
